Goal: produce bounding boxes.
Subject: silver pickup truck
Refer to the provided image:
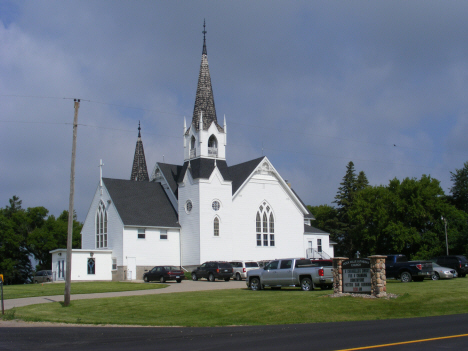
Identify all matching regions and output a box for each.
[246,258,333,291]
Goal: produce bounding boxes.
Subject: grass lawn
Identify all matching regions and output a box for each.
[2,282,166,300]
[3,278,468,327]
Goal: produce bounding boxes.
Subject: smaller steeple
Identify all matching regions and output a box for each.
[130,121,149,181]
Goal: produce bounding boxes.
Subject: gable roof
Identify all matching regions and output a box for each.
[157,163,183,198]
[102,178,179,228]
[290,188,315,220]
[228,156,265,195]
[304,224,328,234]
[178,159,231,183]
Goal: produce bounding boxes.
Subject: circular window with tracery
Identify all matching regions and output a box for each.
[186,200,193,213]
[212,200,220,211]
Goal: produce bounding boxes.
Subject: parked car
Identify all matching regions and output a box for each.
[246,258,334,291]
[257,260,271,268]
[33,270,53,283]
[191,261,233,282]
[384,254,433,282]
[143,266,185,283]
[430,262,457,280]
[431,255,468,277]
[309,259,333,267]
[229,261,259,280]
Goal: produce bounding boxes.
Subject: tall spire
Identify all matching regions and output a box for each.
[202,19,207,55]
[130,121,149,181]
[191,20,223,133]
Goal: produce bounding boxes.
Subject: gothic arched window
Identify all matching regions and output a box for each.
[96,201,108,248]
[208,135,217,148]
[256,202,275,247]
[208,135,218,156]
[190,136,196,149]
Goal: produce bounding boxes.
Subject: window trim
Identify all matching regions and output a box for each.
[95,201,108,249]
[137,228,146,239]
[214,217,220,236]
[87,258,96,275]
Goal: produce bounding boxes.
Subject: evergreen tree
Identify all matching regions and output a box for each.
[449,161,468,213]
[356,171,369,191]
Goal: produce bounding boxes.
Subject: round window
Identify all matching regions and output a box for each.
[212,200,220,211]
[186,200,193,213]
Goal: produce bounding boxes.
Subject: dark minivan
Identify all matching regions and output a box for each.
[432,256,468,277]
[191,261,233,282]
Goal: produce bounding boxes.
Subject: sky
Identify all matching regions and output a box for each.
[1,1,468,222]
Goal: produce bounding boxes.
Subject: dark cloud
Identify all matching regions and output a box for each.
[1,1,468,220]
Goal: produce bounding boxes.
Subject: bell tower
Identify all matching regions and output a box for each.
[183,20,227,161]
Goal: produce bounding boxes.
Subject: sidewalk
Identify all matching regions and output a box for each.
[3,280,247,310]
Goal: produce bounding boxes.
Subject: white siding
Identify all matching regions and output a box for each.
[179,171,201,266]
[122,227,180,267]
[198,168,232,262]
[303,233,334,259]
[51,249,112,281]
[80,183,124,268]
[231,173,305,262]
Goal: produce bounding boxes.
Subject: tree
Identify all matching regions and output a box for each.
[333,162,370,257]
[28,210,82,271]
[0,196,33,284]
[0,196,83,284]
[307,204,340,245]
[348,175,468,259]
[449,161,468,213]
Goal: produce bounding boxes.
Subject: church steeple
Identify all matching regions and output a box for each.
[191,21,223,133]
[130,121,149,181]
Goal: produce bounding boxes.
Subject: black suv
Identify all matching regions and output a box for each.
[432,256,468,277]
[191,261,233,282]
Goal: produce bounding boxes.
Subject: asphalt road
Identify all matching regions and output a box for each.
[1,314,467,350]
[2,281,467,350]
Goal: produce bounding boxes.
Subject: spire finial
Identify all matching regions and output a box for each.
[202,19,207,55]
[138,121,141,138]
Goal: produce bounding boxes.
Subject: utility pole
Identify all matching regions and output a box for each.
[442,217,449,256]
[64,99,80,306]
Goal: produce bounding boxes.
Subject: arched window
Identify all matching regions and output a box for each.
[190,136,196,149]
[208,135,217,148]
[214,217,220,236]
[208,135,218,156]
[256,202,275,247]
[95,201,108,248]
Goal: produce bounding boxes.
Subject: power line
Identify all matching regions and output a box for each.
[1,94,467,160]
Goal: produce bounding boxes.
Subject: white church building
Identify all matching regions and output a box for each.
[51,27,334,281]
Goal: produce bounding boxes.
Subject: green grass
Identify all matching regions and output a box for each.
[2,282,166,299]
[4,278,468,327]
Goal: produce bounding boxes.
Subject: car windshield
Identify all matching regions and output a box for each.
[245,262,259,268]
[219,263,232,269]
[457,256,468,263]
[164,266,180,271]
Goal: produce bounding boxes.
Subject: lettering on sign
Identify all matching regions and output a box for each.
[342,259,371,294]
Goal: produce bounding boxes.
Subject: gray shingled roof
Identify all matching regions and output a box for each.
[130,124,149,181]
[103,178,179,228]
[157,163,183,198]
[178,159,231,184]
[290,188,315,220]
[189,32,223,134]
[228,157,264,195]
[304,224,328,234]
